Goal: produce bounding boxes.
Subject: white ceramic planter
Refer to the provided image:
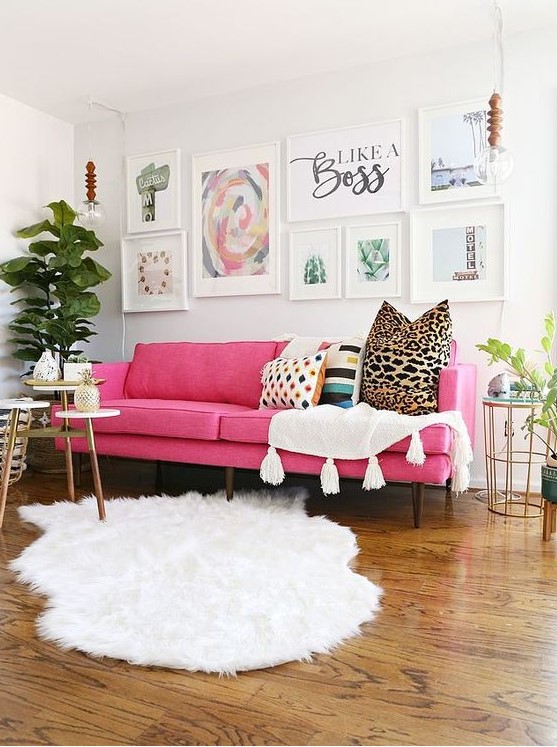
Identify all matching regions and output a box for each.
[63,362,92,382]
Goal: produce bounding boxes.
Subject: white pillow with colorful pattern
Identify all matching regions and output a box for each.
[259,352,328,410]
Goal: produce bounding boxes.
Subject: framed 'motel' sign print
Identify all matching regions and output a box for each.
[287,120,404,221]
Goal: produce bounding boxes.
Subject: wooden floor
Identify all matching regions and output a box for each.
[1,458,556,746]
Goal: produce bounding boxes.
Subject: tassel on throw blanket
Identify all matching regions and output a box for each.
[259,403,473,496]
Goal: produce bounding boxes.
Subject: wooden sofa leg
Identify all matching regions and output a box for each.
[225,466,234,501]
[155,461,163,492]
[445,477,452,497]
[411,482,424,528]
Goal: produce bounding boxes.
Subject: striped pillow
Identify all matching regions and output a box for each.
[319,337,365,408]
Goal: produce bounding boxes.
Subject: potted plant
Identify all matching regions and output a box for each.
[0,200,111,367]
[476,311,557,501]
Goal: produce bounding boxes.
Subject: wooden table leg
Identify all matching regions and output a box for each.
[85,419,106,522]
[0,408,20,529]
[60,391,75,502]
[543,499,553,541]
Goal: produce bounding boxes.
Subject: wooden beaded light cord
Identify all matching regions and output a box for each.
[474,0,513,185]
[85,160,98,202]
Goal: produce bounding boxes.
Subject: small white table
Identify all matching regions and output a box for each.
[55,409,120,521]
[0,399,51,528]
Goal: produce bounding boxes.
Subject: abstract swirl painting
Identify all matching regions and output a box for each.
[201,164,269,279]
[192,142,280,297]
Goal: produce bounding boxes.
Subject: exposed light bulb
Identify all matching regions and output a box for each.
[474,144,514,186]
[77,199,106,228]
[473,92,513,186]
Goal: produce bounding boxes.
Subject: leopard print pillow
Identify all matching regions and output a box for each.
[360,300,452,415]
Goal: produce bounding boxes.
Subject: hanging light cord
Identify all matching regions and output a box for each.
[493,0,504,94]
[86,96,128,361]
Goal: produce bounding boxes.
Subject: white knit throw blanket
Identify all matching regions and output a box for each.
[259,403,473,496]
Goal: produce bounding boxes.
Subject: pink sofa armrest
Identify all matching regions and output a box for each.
[92,362,130,401]
[438,364,477,447]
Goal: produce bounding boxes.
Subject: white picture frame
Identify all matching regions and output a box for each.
[418,99,498,204]
[192,142,280,297]
[126,149,181,233]
[289,228,341,301]
[287,119,404,221]
[345,222,401,299]
[121,231,188,312]
[410,202,506,303]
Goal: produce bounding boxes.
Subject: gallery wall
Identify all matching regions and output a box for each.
[0,94,74,397]
[74,26,557,488]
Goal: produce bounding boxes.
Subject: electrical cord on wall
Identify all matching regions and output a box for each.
[87,97,128,362]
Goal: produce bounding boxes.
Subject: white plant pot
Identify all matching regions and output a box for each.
[33,351,61,381]
[63,362,92,382]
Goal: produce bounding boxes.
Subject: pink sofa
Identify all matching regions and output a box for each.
[55,340,477,527]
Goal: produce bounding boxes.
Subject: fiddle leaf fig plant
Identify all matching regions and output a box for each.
[477,312,557,457]
[0,200,112,364]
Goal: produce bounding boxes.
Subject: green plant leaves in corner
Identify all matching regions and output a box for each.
[0,199,112,363]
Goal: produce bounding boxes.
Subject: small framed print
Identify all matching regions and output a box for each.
[418,99,498,204]
[121,231,188,312]
[289,228,341,300]
[126,149,181,233]
[410,202,506,303]
[345,222,401,299]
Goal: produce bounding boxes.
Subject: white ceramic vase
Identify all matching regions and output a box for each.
[32,351,61,381]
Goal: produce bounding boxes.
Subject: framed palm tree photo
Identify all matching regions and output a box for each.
[345,223,401,299]
[418,99,499,204]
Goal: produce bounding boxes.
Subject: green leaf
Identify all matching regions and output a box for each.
[28,240,60,257]
[65,258,111,288]
[545,389,557,410]
[16,219,59,239]
[47,200,77,228]
[60,223,103,249]
[545,312,556,341]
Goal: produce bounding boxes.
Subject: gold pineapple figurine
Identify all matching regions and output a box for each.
[74,369,100,412]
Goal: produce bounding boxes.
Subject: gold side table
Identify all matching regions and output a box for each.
[481,397,546,517]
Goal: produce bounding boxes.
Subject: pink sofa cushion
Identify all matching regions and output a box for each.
[219,409,277,443]
[219,408,452,455]
[124,341,278,408]
[63,400,253,441]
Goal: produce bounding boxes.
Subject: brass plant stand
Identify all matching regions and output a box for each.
[481,397,545,518]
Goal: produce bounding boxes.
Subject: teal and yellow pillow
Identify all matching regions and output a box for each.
[319,337,365,408]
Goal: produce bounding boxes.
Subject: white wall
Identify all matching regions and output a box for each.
[0,94,74,396]
[75,26,557,488]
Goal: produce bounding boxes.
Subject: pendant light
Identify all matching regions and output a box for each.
[474,0,513,186]
[77,159,106,228]
[77,97,106,228]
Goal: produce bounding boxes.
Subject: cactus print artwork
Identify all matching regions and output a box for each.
[356,238,390,283]
[303,254,328,285]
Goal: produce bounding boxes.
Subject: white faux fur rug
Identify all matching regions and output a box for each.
[11,490,382,675]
